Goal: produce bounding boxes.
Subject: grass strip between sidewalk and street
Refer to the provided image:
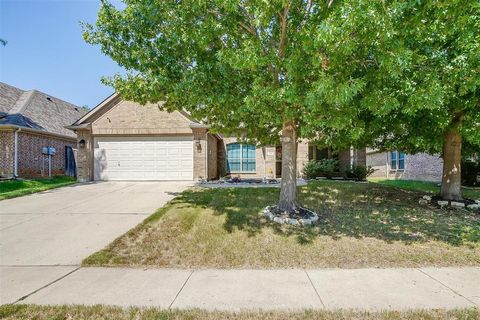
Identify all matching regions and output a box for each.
[1,304,479,320]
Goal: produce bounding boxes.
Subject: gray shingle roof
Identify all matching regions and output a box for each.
[0,82,87,137]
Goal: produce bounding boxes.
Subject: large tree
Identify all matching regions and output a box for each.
[358,0,480,200]
[83,0,398,212]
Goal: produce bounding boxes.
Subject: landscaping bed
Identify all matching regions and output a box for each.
[84,180,480,269]
[1,304,478,320]
[0,176,76,200]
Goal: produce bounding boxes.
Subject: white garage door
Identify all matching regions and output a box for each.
[94,136,193,181]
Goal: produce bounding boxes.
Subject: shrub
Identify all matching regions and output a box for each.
[303,159,338,179]
[344,165,375,181]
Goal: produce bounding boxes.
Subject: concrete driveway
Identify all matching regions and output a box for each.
[0,181,190,266]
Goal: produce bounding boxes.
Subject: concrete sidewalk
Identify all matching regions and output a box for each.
[2,266,479,310]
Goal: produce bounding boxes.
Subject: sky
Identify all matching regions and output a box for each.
[0,0,125,108]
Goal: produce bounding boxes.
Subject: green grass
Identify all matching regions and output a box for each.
[0,176,76,200]
[84,180,480,269]
[369,178,480,199]
[1,304,478,320]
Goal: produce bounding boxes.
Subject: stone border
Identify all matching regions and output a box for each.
[419,195,480,211]
[263,206,319,226]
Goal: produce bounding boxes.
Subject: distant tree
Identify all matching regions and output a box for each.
[359,0,480,200]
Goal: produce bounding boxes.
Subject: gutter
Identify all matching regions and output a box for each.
[0,124,76,141]
[189,123,210,129]
[65,123,91,131]
[13,127,21,178]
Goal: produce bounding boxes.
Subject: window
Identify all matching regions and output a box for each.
[391,151,397,169]
[227,143,256,172]
[390,150,405,170]
[398,152,405,170]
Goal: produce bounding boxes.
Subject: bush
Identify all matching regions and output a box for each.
[303,159,338,179]
[462,160,479,187]
[344,165,375,181]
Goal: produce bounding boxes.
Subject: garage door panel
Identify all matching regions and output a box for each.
[94,136,194,181]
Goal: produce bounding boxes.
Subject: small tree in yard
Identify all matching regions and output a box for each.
[361,1,480,200]
[83,0,403,212]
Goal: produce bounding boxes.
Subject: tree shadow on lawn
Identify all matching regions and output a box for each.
[174,181,480,247]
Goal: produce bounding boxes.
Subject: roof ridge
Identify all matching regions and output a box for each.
[8,90,36,115]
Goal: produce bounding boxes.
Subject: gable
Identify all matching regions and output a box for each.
[91,100,194,135]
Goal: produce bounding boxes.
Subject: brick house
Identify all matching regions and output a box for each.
[0,82,87,178]
[69,93,365,182]
[367,149,443,182]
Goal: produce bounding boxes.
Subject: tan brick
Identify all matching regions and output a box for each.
[367,151,443,182]
[91,101,192,135]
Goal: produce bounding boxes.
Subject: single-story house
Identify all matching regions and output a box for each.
[68,94,366,182]
[367,149,443,182]
[0,82,87,178]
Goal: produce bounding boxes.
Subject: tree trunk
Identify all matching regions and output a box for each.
[278,120,297,212]
[440,113,463,201]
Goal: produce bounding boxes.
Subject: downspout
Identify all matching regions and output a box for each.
[205,131,208,181]
[263,147,266,180]
[13,128,21,178]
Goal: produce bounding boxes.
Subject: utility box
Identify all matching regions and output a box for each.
[42,147,56,155]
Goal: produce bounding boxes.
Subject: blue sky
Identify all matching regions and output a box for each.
[0,0,125,108]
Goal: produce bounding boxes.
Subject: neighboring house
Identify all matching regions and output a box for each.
[0,82,87,178]
[367,149,443,182]
[69,94,365,182]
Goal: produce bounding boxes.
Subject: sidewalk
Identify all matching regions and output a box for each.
[1,266,479,310]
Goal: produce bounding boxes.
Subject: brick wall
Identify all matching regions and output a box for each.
[338,148,367,173]
[75,129,93,182]
[218,138,308,179]
[366,151,443,182]
[219,137,267,179]
[405,153,443,181]
[0,130,15,177]
[207,133,218,180]
[366,151,388,178]
[296,140,309,177]
[16,131,76,178]
[192,128,207,180]
[91,101,193,135]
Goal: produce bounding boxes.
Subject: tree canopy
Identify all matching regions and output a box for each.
[362,0,480,155]
[83,0,397,146]
[84,0,479,204]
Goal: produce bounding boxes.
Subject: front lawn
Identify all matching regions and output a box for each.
[1,304,478,320]
[84,180,480,268]
[0,176,76,200]
[369,178,480,200]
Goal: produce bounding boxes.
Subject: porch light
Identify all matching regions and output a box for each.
[78,139,86,149]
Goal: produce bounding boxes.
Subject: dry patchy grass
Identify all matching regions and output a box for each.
[1,304,479,320]
[83,181,480,268]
